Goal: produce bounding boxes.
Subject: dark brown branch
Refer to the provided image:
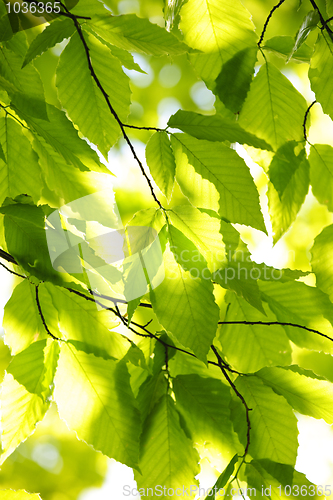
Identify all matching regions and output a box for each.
[303,100,316,142]
[218,320,333,343]
[258,0,287,47]
[211,345,251,458]
[35,285,61,341]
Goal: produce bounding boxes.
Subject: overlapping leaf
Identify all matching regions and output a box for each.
[168,205,226,272]
[3,281,49,355]
[88,14,190,56]
[0,116,42,206]
[309,32,333,120]
[267,142,310,242]
[311,224,333,300]
[145,131,176,201]
[309,144,333,211]
[56,31,131,158]
[168,111,272,151]
[259,280,333,352]
[180,0,257,83]
[173,374,241,458]
[234,376,298,465]
[22,18,75,67]
[218,292,291,373]
[257,365,333,423]
[0,340,58,464]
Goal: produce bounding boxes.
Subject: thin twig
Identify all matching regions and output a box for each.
[303,100,316,142]
[35,285,62,341]
[0,260,26,279]
[218,320,333,343]
[258,0,287,47]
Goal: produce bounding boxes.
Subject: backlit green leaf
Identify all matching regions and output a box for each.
[309,144,333,211]
[239,62,307,151]
[56,31,131,159]
[235,376,298,465]
[145,131,176,201]
[54,343,140,469]
[134,394,200,498]
[168,110,272,151]
[309,32,333,120]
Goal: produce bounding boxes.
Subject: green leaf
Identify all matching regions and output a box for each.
[0,116,42,206]
[0,14,14,43]
[168,205,226,272]
[309,32,333,120]
[263,36,313,62]
[214,47,258,113]
[0,38,47,120]
[88,14,190,56]
[0,491,42,500]
[311,223,333,301]
[82,24,146,73]
[259,280,333,352]
[267,142,310,242]
[40,283,128,360]
[0,340,58,464]
[309,144,333,211]
[288,10,319,62]
[145,131,176,201]
[54,343,140,469]
[257,365,333,424]
[22,18,75,67]
[235,376,298,465]
[204,454,238,500]
[7,340,58,399]
[328,0,333,17]
[56,31,131,159]
[239,62,307,151]
[180,0,257,83]
[134,394,200,498]
[171,134,266,232]
[150,247,219,362]
[173,375,241,458]
[218,292,291,373]
[168,225,209,278]
[0,203,61,283]
[3,281,49,355]
[168,110,272,151]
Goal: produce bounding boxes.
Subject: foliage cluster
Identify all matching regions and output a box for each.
[1,0,333,498]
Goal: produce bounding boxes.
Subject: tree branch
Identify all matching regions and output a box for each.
[59,2,163,210]
[303,100,316,142]
[35,285,61,341]
[211,345,251,458]
[218,320,333,343]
